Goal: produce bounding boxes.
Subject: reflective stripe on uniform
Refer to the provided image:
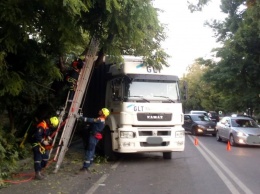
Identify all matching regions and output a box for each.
[32,143,39,147]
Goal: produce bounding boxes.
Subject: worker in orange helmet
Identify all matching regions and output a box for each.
[64,58,84,117]
[75,108,110,173]
[31,116,59,180]
[66,58,84,102]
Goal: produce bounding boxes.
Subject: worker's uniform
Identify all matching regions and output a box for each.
[80,116,105,169]
[66,67,80,101]
[66,59,83,101]
[31,121,51,173]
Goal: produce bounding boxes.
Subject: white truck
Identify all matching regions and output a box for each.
[98,55,185,159]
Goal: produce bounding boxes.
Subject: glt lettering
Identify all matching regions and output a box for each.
[134,106,144,111]
[146,66,161,73]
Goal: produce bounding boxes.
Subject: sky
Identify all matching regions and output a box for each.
[153,0,227,77]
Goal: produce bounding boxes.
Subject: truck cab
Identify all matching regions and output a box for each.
[102,56,185,159]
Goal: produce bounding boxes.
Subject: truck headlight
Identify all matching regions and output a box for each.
[120,131,135,138]
[175,131,184,138]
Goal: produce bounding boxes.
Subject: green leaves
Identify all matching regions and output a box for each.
[0,127,19,185]
[188,0,211,12]
[189,0,260,114]
[0,0,172,183]
[63,0,91,15]
[79,0,168,67]
[0,71,24,97]
[0,0,169,139]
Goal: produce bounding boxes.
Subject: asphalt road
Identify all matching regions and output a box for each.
[1,134,260,194]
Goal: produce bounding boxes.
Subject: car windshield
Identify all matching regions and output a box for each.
[231,119,259,128]
[191,114,211,121]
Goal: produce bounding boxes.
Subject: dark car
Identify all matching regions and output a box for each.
[183,114,217,136]
[208,111,220,123]
[190,110,207,116]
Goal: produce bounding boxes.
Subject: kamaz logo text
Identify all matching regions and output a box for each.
[147,115,163,119]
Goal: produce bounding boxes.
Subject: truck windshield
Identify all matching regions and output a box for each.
[126,80,180,101]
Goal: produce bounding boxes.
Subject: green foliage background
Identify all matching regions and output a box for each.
[1,0,260,185]
[182,0,260,118]
[0,0,169,184]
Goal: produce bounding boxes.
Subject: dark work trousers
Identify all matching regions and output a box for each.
[32,145,49,172]
[83,135,99,168]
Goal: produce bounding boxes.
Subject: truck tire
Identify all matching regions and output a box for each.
[103,127,118,161]
[163,152,172,159]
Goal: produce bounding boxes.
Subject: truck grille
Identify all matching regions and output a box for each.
[137,113,172,121]
[136,127,172,147]
[139,130,171,136]
[140,142,170,147]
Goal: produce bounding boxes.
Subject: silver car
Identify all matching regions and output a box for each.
[216,116,260,146]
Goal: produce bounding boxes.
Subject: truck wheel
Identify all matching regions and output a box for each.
[103,127,118,161]
[163,152,172,159]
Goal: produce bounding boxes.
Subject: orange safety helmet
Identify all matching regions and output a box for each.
[72,59,83,70]
[72,60,77,69]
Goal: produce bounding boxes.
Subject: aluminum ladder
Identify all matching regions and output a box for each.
[53,37,99,173]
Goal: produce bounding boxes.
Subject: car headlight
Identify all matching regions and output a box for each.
[198,125,206,129]
[120,131,135,138]
[237,132,247,137]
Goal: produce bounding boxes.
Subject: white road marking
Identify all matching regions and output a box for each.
[86,136,254,194]
[188,135,253,194]
[85,161,121,194]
